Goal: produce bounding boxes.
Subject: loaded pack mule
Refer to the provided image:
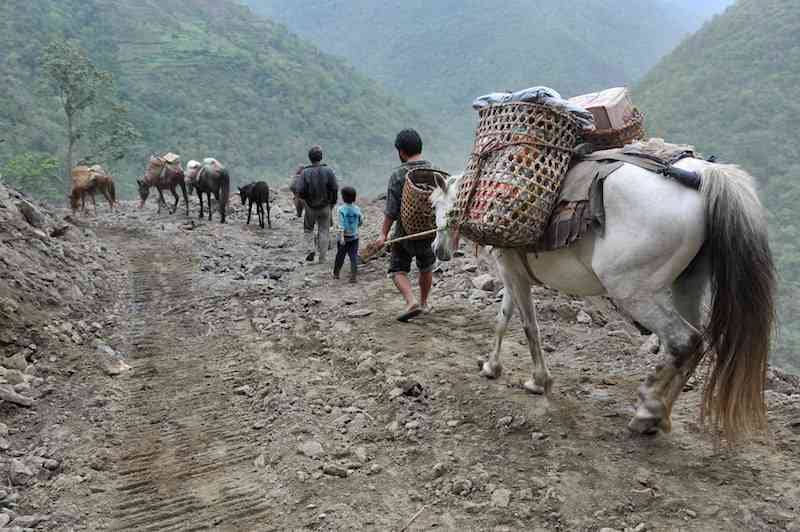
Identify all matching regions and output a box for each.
[70,165,117,214]
[186,158,230,223]
[430,150,775,443]
[137,153,189,215]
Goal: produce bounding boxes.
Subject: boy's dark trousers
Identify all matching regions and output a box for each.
[334,238,359,280]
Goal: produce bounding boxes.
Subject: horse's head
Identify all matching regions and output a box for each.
[136,178,149,208]
[430,173,463,262]
[185,160,201,181]
[238,183,252,206]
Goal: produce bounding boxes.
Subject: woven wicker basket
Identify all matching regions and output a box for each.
[581,109,646,150]
[452,102,580,248]
[401,168,449,239]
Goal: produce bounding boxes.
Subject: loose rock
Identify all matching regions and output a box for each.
[322,463,349,478]
[471,274,497,292]
[491,487,512,508]
[297,440,325,459]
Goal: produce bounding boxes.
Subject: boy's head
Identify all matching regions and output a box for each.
[341,186,357,204]
[308,145,323,164]
[394,129,423,162]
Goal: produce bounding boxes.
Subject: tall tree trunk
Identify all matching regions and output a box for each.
[65,111,75,190]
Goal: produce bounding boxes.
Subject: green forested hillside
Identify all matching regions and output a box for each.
[244,0,697,144]
[637,0,800,372]
[0,0,458,199]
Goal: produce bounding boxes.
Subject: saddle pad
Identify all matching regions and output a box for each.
[534,159,622,252]
[534,138,697,252]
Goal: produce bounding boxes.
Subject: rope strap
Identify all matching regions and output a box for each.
[457,134,576,227]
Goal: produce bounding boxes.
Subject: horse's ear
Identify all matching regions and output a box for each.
[434,174,448,192]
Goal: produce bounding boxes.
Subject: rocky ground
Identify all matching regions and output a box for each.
[0,184,799,531]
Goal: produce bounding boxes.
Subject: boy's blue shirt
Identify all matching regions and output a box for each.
[338,203,363,240]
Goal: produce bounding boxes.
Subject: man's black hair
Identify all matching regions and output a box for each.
[308,145,323,163]
[341,186,357,204]
[394,129,423,156]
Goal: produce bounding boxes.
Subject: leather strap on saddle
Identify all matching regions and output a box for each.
[579,149,702,190]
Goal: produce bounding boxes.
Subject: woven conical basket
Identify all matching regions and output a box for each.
[400,167,449,239]
[452,102,579,248]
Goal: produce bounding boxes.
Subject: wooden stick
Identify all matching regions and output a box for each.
[400,503,430,532]
[384,229,438,247]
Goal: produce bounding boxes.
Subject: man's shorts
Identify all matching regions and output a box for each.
[388,238,436,275]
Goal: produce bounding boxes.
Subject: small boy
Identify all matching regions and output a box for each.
[334,186,363,282]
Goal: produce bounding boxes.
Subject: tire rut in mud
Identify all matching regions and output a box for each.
[108,239,269,531]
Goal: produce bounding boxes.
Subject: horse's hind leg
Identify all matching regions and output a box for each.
[266,199,272,228]
[258,202,265,229]
[644,253,710,431]
[616,290,703,435]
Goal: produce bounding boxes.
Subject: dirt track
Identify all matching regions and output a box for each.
[16,193,800,531]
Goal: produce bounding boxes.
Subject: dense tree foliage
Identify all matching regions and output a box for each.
[42,39,139,184]
[0,0,458,199]
[637,0,799,371]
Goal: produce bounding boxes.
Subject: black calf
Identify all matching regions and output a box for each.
[238,182,272,229]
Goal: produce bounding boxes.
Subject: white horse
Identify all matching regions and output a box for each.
[430,158,775,442]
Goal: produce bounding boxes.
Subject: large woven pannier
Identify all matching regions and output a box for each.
[452,102,580,248]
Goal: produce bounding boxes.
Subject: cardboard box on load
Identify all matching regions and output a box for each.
[569,87,635,130]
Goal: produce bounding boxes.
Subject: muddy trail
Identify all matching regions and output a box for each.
[5,192,800,532]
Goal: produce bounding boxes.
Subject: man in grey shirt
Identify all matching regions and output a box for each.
[298,146,338,262]
[376,129,437,321]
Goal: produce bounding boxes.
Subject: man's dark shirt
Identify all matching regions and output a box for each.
[385,160,432,238]
[299,163,338,209]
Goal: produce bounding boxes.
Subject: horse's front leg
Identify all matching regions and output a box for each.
[90,192,97,216]
[480,284,515,379]
[197,189,204,219]
[247,200,253,225]
[156,188,167,214]
[180,183,189,216]
[207,192,213,221]
[170,187,179,214]
[266,200,272,229]
[258,202,265,229]
[498,250,552,395]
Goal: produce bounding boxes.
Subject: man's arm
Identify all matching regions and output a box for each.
[379,215,394,246]
[379,172,401,246]
[296,171,307,201]
[328,169,339,206]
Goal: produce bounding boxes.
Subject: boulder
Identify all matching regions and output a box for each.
[471,274,497,292]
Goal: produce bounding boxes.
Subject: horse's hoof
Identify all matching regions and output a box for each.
[628,400,671,435]
[523,379,547,395]
[479,360,502,379]
[627,414,662,436]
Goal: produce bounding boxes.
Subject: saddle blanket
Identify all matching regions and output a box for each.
[534,138,696,252]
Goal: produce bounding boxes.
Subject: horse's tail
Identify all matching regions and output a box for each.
[108,180,117,207]
[700,163,776,441]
